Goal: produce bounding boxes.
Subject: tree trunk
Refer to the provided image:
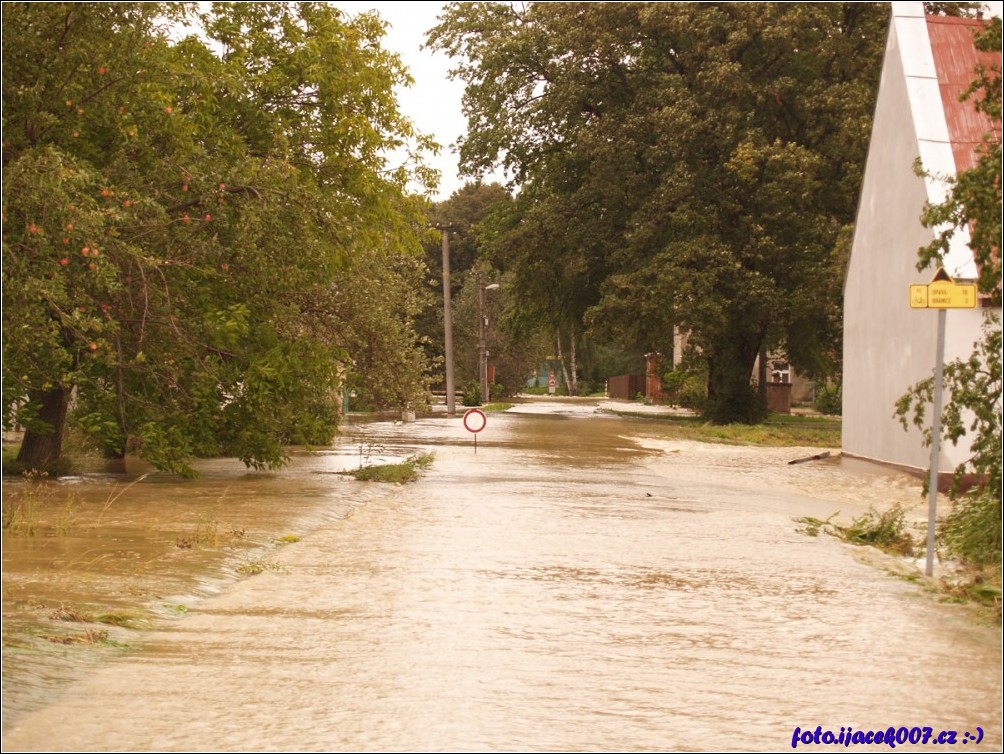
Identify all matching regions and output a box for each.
[556,330,572,395]
[16,385,71,472]
[705,334,766,424]
[758,343,768,403]
[569,326,578,396]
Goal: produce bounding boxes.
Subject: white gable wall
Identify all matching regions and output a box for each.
[842,3,985,474]
[897,3,978,279]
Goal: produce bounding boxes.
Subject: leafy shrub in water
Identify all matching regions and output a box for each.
[897,317,1001,579]
[351,452,435,483]
[841,504,916,557]
[940,489,1001,569]
[798,504,917,558]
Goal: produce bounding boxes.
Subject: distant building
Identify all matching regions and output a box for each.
[842,3,1001,475]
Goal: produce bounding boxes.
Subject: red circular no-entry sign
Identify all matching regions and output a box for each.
[463,408,487,433]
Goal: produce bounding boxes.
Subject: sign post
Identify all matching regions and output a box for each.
[463,407,487,454]
[908,267,977,577]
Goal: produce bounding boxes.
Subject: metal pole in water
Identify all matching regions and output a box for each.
[479,271,488,405]
[925,308,947,577]
[440,225,456,416]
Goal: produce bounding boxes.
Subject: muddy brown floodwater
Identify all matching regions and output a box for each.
[2,403,1001,751]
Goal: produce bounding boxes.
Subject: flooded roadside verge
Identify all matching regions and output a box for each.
[2,427,425,732]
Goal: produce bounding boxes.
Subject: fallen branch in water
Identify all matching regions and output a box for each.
[788,451,832,465]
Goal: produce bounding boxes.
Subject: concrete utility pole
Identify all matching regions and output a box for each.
[437,224,457,416]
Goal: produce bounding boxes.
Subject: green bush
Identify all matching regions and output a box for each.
[351,452,435,483]
[797,503,917,558]
[814,382,842,416]
[461,381,482,407]
[941,489,1002,569]
[841,504,916,557]
[522,385,567,396]
[662,369,706,409]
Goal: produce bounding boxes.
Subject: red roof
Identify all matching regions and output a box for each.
[927,15,1002,173]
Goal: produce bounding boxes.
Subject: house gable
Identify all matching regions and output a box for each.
[841,3,995,475]
[927,14,1002,173]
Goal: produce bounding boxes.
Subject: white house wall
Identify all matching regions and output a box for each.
[843,5,982,474]
[897,4,978,279]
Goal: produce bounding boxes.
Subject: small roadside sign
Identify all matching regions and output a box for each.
[463,407,487,454]
[908,267,977,309]
[548,372,556,395]
[909,266,980,578]
[463,408,487,433]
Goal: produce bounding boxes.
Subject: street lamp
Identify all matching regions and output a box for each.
[435,224,457,416]
[478,272,500,404]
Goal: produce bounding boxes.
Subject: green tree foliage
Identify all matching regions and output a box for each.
[427,182,511,279]
[417,182,511,375]
[418,183,554,398]
[923,2,986,17]
[419,182,547,394]
[896,17,1001,568]
[451,261,552,397]
[914,17,1002,303]
[3,3,434,474]
[336,239,435,413]
[429,2,887,422]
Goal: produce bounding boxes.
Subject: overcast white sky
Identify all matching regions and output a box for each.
[333,1,1004,203]
[334,1,488,201]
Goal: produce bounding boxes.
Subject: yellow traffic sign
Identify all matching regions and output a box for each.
[928,281,977,308]
[908,268,978,309]
[909,285,928,308]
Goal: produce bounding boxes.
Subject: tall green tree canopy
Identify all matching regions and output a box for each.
[416,182,513,384]
[422,183,553,398]
[429,1,888,422]
[3,2,434,474]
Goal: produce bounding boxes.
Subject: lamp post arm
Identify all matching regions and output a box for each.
[438,225,456,416]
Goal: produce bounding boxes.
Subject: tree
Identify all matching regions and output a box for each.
[420,183,511,368]
[3,3,434,474]
[429,2,887,421]
[419,183,516,388]
[334,229,436,413]
[896,16,1001,568]
[427,183,511,278]
[450,259,551,398]
[923,2,986,17]
[416,183,555,399]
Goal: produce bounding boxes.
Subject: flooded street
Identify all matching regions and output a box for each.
[3,403,1001,751]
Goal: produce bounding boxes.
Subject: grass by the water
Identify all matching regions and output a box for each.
[609,411,841,448]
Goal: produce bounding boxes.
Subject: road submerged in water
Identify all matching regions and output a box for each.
[2,401,1001,751]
